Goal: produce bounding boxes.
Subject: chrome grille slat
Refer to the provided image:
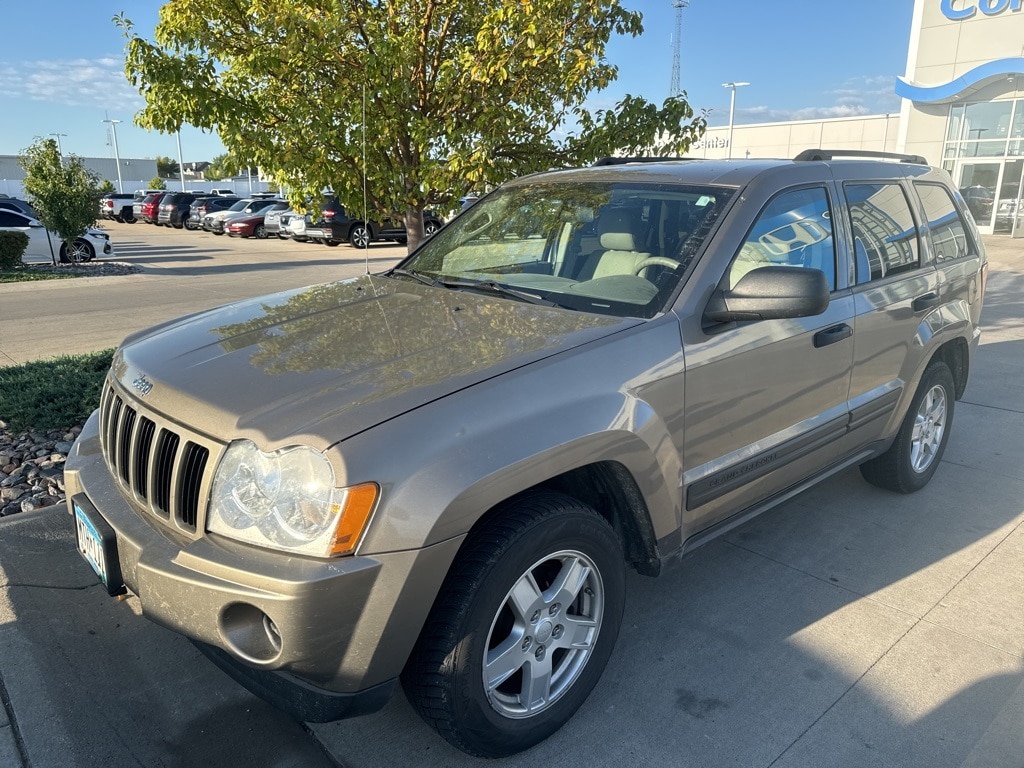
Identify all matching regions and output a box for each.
[98,381,224,539]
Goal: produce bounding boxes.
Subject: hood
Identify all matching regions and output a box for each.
[112,275,635,451]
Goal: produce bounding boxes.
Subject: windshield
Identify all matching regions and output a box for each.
[397,180,732,318]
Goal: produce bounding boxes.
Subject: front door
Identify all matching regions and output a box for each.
[681,185,855,536]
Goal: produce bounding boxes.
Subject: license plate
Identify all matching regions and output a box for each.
[73,497,126,596]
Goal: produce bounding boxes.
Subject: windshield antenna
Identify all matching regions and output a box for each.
[363,82,369,275]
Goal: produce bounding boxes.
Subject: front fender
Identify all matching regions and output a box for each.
[332,321,686,556]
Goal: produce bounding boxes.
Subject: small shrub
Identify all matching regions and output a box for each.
[0,230,30,269]
[0,349,115,432]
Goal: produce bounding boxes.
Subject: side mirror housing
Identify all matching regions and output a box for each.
[705,266,830,323]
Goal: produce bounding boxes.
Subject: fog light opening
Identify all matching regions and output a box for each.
[220,602,284,663]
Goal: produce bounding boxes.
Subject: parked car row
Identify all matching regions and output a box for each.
[100,190,446,246]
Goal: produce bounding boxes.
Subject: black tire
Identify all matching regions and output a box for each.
[254,224,268,239]
[860,360,955,493]
[402,491,625,758]
[184,219,199,230]
[424,220,441,237]
[59,240,95,264]
[348,224,370,248]
[325,239,340,247]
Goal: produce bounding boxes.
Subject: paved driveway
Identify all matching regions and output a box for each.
[0,234,1021,767]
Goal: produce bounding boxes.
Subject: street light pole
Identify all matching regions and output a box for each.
[722,82,750,160]
[102,119,123,193]
[175,131,187,192]
[48,133,67,157]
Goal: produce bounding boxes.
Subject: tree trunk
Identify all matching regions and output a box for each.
[404,204,426,254]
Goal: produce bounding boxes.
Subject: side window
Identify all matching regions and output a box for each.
[914,182,974,263]
[0,211,28,227]
[845,183,920,283]
[726,186,836,291]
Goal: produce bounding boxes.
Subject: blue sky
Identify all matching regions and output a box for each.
[0,1,914,164]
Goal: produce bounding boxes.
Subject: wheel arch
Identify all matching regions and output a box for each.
[464,460,663,577]
[930,335,970,399]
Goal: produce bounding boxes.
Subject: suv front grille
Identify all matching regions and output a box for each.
[99,382,222,536]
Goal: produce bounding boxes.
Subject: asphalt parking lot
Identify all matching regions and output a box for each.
[0,227,1022,767]
[0,220,408,366]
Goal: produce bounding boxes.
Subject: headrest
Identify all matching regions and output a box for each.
[599,208,641,251]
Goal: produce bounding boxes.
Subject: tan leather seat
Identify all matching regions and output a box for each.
[577,208,651,280]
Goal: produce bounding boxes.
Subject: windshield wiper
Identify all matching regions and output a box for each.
[387,267,438,286]
[434,278,559,307]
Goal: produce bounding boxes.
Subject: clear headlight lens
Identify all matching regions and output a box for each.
[208,440,377,557]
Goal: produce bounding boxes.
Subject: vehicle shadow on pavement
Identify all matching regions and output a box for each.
[0,508,337,768]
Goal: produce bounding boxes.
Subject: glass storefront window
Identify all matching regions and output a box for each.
[962,101,1014,140]
[947,104,965,142]
[962,140,1011,158]
[1012,102,1024,139]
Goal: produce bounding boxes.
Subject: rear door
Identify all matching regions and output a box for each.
[0,210,54,262]
[834,171,937,454]
[679,181,856,535]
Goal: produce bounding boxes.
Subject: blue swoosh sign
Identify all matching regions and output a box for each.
[896,58,1024,103]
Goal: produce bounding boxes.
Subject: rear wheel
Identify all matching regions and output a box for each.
[254,224,267,239]
[348,224,370,248]
[424,220,441,237]
[403,492,625,758]
[860,360,955,493]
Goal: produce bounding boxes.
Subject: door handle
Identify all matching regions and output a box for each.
[913,293,940,312]
[813,323,853,348]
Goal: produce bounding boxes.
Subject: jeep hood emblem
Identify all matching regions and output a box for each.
[131,374,154,396]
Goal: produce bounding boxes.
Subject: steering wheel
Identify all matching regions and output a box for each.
[634,257,681,275]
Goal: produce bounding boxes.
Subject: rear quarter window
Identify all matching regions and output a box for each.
[913,182,975,263]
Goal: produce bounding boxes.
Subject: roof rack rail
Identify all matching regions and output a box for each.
[592,156,691,167]
[794,149,929,166]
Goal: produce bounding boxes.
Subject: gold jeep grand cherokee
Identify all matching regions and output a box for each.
[67,150,987,757]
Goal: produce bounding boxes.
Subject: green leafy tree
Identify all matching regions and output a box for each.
[156,155,180,178]
[18,138,99,265]
[149,176,167,190]
[117,1,706,252]
[204,153,239,181]
[97,179,116,194]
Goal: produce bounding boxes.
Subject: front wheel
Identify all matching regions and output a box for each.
[402,492,625,758]
[424,220,441,237]
[348,224,370,248]
[59,240,95,263]
[860,360,955,493]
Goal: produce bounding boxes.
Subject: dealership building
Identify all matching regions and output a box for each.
[688,0,1024,236]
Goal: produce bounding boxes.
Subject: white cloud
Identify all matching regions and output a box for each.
[0,56,143,110]
[725,75,902,125]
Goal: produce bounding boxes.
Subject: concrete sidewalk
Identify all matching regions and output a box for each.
[0,236,1022,767]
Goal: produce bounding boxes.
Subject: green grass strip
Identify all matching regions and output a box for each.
[0,268,81,283]
[0,349,114,432]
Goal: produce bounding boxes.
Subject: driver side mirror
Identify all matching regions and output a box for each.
[704,266,829,323]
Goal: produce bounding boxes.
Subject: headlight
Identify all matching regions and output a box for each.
[207,439,378,557]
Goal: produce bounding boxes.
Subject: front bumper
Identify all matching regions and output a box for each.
[65,410,463,715]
